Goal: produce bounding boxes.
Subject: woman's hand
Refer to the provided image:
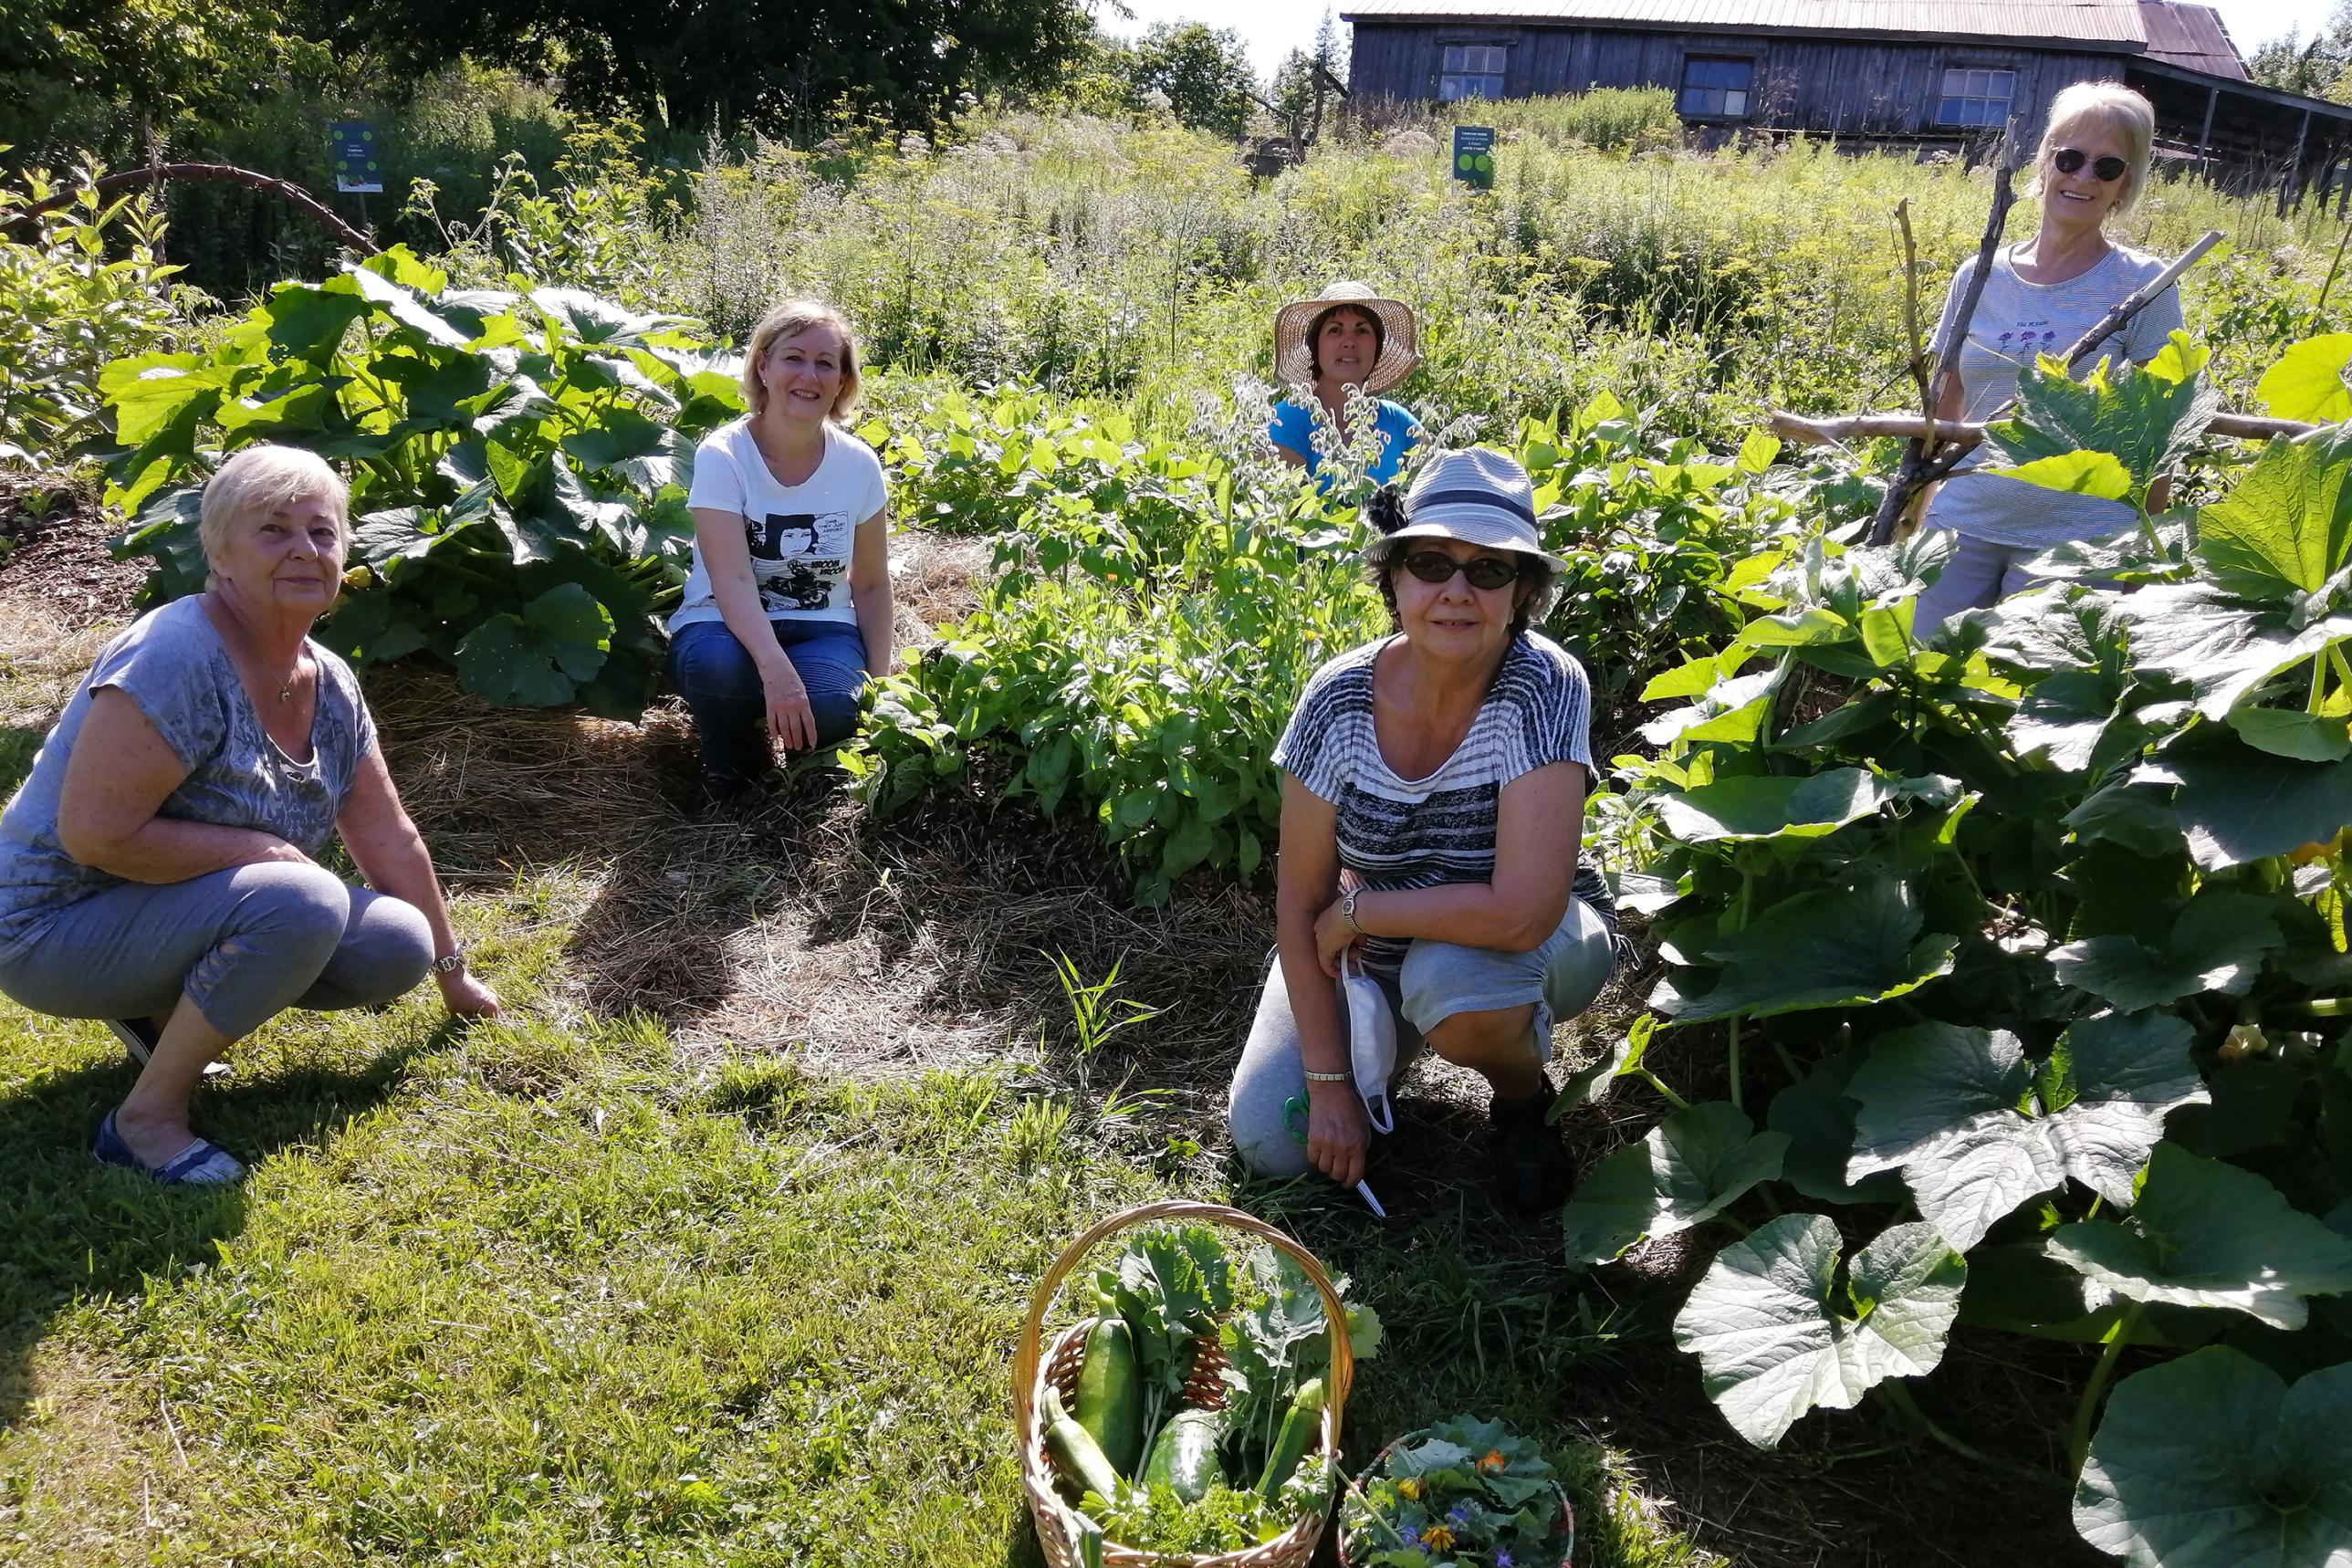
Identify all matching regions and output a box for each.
[436,967,502,1019]
[760,659,817,754]
[1312,895,1362,978]
[1304,1080,1369,1187]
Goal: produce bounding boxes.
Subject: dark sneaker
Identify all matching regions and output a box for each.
[1490,1078,1571,1214]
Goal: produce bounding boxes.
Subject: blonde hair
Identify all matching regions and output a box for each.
[740,298,862,421]
[2035,81,2157,215]
[199,444,350,570]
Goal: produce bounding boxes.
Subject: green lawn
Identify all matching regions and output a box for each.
[0,653,1712,1568]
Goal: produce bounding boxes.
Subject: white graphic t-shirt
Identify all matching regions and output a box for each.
[670,418,887,631]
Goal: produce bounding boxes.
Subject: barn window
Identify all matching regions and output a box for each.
[1936,68,2017,127]
[1439,44,1509,101]
[1677,57,1754,120]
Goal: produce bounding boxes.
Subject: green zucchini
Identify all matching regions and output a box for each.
[1072,1317,1144,1476]
[1042,1386,1124,1503]
[1138,1407,1225,1502]
[1256,1377,1325,1500]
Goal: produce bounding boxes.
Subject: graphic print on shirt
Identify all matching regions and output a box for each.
[745,509,852,613]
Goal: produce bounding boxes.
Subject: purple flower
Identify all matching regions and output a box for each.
[1495,1554,1515,1568]
[1449,1501,1474,1527]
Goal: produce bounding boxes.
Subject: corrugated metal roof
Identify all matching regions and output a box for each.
[1341,0,2149,47]
[2136,0,2246,77]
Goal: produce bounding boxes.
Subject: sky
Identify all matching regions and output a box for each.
[1102,0,2341,80]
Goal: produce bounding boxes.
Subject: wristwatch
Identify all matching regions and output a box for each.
[1339,885,1363,936]
[429,948,466,976]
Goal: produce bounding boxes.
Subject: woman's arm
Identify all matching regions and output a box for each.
[1315,760,1585,966]
[337,748,500,1017]
[690,504,815,753]
[1275,775,1368,1187]
[847,506,893,681]
[55,689,308,882]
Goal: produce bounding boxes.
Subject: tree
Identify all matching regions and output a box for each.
[1270,10,1345,143]
[2246,0,2352,101]
[1127,21,1258,140]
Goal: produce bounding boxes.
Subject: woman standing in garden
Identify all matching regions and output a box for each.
[1227,449,1621,1213]
[0,444,499,1185]
[668,298,893,806]
[1267,280,1425,486]
[1912,81,2184,632]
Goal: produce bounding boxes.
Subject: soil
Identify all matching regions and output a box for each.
[3,517,2111,1568]
[0,470,146,625]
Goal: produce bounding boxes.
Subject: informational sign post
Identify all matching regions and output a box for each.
[329,121,382,193]
[1451,125,1496,189]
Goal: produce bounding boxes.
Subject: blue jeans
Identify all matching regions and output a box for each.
[666,618,869,785]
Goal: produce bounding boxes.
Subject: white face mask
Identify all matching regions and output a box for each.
[1340,947,1397,1134]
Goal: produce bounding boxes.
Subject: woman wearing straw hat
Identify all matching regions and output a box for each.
[1228,449,1622,1214]
[1268,281,1424,486]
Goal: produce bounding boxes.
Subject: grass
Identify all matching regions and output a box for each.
[0,612,1716,1565]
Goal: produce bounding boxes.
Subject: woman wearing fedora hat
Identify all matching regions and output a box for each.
[1268,281,1424,487]
[1228,448,1622,1213]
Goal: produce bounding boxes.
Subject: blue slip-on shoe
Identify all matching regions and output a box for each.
[92,1109,246,1186]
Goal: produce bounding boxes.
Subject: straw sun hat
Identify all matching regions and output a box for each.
[1272,281,1419,396]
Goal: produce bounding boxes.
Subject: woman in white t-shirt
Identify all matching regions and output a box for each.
[1913,81,2185,633]
[668,299,894,804]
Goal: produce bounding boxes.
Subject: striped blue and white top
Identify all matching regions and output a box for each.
[1274,632,1609,976]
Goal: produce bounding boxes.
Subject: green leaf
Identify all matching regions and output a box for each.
[1560,1102,1789,1266]
[452,583,614,707]
[1651,881,1959,1025]
[2195,426,2352,600]
[2075,1348,2352,1568]
[2231,706,2352,762]
[1655,768,1893,844]
[2255,333,2352,423]
[1552,1015,1654,1117]
[1987,450,2133,501]
[348,263,471,349]
[1986,346,2220,498]
[1673,1216,1965,1449]
[2117,581,2351,719]
[1846,1016,2206,1251]
[99,354,221,448]
[1768,1047,1905,1205]
[2006,668,2127,772]
[261,277,368,359]
[2137,742,2352,872]
[2050,890,2285,1009]
[2049,1143,2352,1329]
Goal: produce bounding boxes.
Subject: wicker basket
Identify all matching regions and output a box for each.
[1014,1199,1356,1568]
[1336,1431,1575,1568]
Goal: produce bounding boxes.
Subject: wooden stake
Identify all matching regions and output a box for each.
[1771,408,2314,447]
[2063,230,2222,372]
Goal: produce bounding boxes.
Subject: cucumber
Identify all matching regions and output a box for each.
[1138,1407,1225,1502]
[1042,1385,1124,1503]
[1072,1317,1144,1476]
[1256,1376,1325,1500]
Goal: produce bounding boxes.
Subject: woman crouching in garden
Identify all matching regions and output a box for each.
[668,298,893,807]
[1228,449,1621,1212]
[0,444,498,1185]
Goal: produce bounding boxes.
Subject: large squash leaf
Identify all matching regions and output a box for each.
[1654,768,1895,844]
[1985,335,2219,501]
[1769,1047,1906,1205]
[2075,1348,2352,1568]
[2195,425,2352,601]
[452,582,614,707]
[1845,1015,2206,1252]
[2136,742,2352,872]
[2049,889,2286,1009]
[1673,1216,1964,1449]
[1561,1101,1790,1266]
[2049,1143,2352,1330]
[2256,333,2352,423]
[1651,880,1959,1025]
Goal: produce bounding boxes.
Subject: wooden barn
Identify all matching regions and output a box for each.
[1343,0,2352,202]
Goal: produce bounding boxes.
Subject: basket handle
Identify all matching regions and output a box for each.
[1012,1198,1355,1454]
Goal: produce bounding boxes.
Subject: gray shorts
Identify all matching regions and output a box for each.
[1227,898,1616,1178]
[0,861,432,1041]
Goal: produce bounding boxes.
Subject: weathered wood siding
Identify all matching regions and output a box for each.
[1349,20,2118,141]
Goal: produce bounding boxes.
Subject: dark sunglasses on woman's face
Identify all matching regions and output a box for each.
[1401,549,1522,590]
[2053,148,2128,183]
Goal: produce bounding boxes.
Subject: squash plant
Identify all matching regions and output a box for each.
[97,246,746,716]
[1568,335,2352,1567]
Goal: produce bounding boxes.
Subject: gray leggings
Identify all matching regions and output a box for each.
[1912,533,2044,636]
[1228,899,1616,1178]
[0,862,433,1041]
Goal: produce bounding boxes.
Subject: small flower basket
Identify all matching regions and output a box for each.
[1338,1416,1575,1568]
[1013,1199,1356,1568]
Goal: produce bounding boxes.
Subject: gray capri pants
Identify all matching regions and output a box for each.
[1912,533,2044,636]
[0,861,434,1041]
[1228,898,1616,1179]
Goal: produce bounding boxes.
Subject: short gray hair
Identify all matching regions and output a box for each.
[199,445,350,569]
[2036,81,2157,215]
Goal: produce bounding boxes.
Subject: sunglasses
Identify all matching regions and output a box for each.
[1400,549,1524,590]
[2053,148,2128,183]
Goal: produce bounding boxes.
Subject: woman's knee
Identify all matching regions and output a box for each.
[1228,1092,1313,1179]
[1423,1003,1538,1066]
[807,686,864,747]
[668,624,763,706]
[347,894,434,1001]
[230,862,354,954]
